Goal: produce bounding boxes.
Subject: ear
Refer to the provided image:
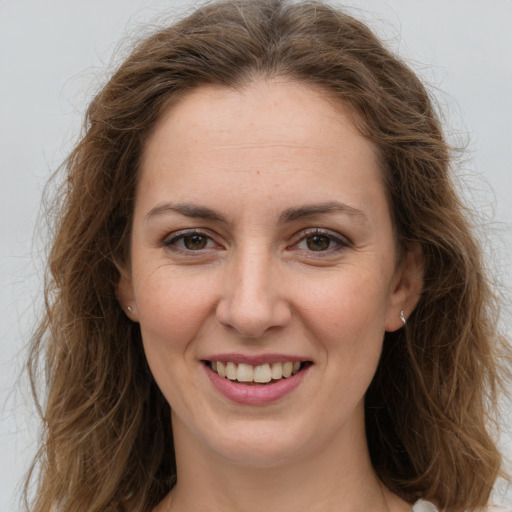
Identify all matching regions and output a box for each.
[116,265,139,322]
[385,243,424,332]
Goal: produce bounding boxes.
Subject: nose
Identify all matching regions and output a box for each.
[215,246,292,338]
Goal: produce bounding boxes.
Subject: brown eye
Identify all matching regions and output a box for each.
[163,231,218,252]
[183,235,208,250]
[306,235,332,251]
[291,229,349,254]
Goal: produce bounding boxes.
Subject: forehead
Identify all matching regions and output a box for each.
[136,80,386,220]
[139,79,381,179]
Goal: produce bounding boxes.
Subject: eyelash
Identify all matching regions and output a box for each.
[162,228,350,255]
[289,228,351,255]
[162,229,221,252]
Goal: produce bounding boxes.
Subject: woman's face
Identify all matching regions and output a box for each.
[119,80,422,467]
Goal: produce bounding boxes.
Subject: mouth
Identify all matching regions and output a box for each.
[204,360,312,385]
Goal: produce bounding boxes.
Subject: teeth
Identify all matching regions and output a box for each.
[271,362,283,380]
[226,362,237,380]
[237,363,254,382]
[217,361,226,377]
[210,360,305,383]
[254,364,272,383]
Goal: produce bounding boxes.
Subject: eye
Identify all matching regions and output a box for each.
[163,230,220,251]
[292,229,350,253]
[302,234,334,251]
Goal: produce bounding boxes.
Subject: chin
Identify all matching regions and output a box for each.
[211,434,307,469]
[181,414,313,469]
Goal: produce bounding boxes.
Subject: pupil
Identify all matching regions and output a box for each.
[307,235,330,251]
[184,235,207,250]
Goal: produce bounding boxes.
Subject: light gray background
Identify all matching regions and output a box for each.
[1,1,511,510]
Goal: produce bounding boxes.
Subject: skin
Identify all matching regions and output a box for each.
[118,79,423,512]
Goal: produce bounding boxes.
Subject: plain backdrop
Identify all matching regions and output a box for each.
[1,0,511,510]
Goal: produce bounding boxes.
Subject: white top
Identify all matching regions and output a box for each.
[411,499,507,511]
[412,500,439,512]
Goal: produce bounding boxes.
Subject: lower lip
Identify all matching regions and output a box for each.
[205,364,309,405]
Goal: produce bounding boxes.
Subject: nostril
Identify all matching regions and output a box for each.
[215,298,292,339]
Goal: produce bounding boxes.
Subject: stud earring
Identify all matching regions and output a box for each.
[400,310,406,325]
[127,305,135,314]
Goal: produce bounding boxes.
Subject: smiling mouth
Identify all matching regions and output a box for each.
[205,360,312,385]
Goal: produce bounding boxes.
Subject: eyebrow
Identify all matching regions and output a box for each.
[145,203,229,224]
[145,201,369,226]
[278,201,369,226]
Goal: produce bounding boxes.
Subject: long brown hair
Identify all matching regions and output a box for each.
[26,1,509,510]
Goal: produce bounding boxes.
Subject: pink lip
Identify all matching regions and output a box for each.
[203,353,309,366]
[204,362,310,405]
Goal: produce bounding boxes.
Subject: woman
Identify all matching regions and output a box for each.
[25,1,509,511]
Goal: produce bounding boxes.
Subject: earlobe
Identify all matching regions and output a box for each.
[385,243,424,332]
[116,266,139,322]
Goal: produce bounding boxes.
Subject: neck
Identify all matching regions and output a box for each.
[159,412,410,512]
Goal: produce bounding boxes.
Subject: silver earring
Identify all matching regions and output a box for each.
[400,310,406,325]
[127,305,135,313]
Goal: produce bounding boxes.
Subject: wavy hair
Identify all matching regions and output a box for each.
[26,1,509,510]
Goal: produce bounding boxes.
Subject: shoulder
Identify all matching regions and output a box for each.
[412,500,510,512]
[412,500,439,512]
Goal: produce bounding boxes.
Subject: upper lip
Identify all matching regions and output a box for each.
[202,353,311,366]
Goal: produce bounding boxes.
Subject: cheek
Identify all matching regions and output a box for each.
[134,273,217,409]
[296,264,392,397]
[298,264,392,343]
[135,272,217,353]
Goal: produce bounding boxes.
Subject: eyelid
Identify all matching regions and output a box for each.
[162,228,223,251]
[288,228,352,252]
[161,227,350,254]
